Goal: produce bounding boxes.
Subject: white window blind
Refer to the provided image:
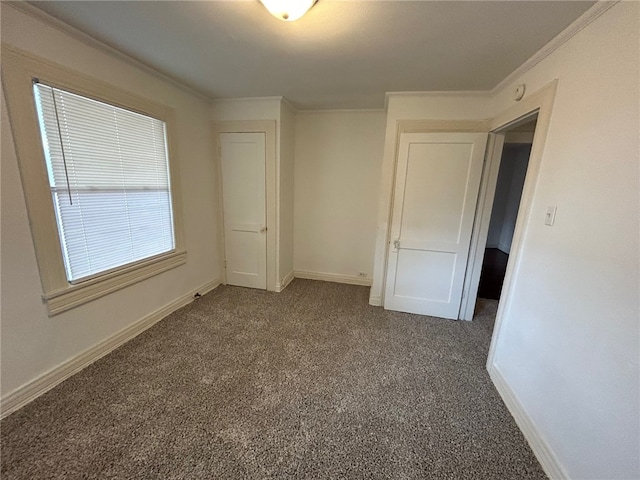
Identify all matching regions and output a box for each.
[33,82,175,283]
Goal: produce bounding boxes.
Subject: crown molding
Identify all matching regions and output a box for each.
[491,0,619,94]
[280,96,298,113]
[382,1,618,106]
[385,91,490,98]
[211,96,299,113]
[384,90,490,110]
[296,108,386,114]
[212,96,284,104]
[7,0,618,111]
[7,1,213,102]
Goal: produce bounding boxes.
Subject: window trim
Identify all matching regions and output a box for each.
[2,46,186,316]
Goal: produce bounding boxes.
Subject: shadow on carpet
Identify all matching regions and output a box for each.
[1,279,545,479]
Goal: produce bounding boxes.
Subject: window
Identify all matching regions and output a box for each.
[2,47,186,316]
[33,83,175,283]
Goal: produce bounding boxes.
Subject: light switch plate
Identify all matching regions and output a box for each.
[545,206,557,226]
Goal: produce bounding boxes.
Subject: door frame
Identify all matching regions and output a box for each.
[457,81,558,368]
[458,132,506,319]
[460,117,539,320]
[373,79,557,341]
[212,121,277,292]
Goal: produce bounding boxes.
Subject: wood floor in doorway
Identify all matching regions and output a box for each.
[478,248,510,300]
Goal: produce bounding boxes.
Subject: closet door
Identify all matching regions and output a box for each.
[220,132,267,289]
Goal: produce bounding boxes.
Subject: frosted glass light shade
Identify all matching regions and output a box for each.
[259,0,316,21]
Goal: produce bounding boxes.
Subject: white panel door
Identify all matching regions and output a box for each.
[220,133,267,289]
[384,132,488,319]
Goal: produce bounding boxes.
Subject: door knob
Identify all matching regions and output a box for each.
[393,239,400,250]
[260,226,267,234]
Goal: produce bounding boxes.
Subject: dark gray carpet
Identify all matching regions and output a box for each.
[1,279,546,479]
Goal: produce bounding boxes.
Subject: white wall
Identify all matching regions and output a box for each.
[498,145,529,253]
[294,111,385,281]
[278,101,295,286]
[487,143,530,253]
[370,93,490,302]
[210,97,282,122]
[1,5,220,398]
[486,151,514,249]
[488,3,639,479]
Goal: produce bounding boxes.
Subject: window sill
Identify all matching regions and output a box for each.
[43,250,187,316]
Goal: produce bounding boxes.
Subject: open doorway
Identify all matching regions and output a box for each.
[461,114,540,335]
[477,118,537,301]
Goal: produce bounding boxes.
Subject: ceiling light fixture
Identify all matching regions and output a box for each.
[259,0,317,21]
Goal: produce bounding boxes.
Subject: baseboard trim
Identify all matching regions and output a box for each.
[275,271,295,293]
[369,294,382,306]
[497,244,511,255]
[0,278,221,419]
[489,365,568,480]
[294,270,372,286]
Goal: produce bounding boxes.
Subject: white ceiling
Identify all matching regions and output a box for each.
[29,0,595,109]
